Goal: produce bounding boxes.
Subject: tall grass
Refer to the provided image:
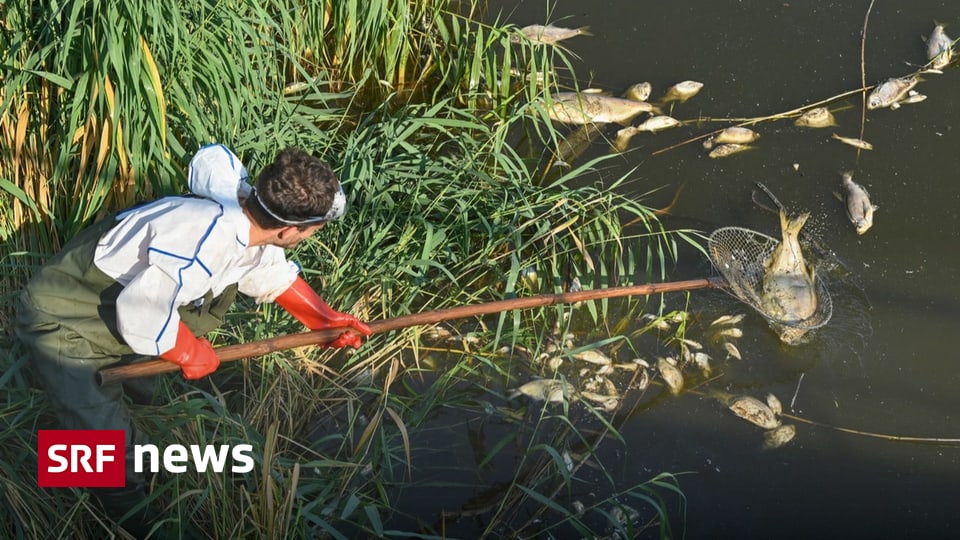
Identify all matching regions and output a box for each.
[1,0,697,537]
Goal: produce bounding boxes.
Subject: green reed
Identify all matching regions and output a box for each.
[0,0,696,537]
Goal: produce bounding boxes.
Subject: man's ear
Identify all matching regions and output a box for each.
[275,226,297,240]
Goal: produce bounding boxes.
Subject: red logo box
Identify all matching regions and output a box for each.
[37,430,126,487]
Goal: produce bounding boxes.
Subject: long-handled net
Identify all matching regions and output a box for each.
[707,225,833,344]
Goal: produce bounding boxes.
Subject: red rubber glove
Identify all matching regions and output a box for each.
[275,276,372,349]
[159,321,220,379]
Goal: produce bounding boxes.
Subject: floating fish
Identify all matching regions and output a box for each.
[832,133,873,150]
[515,24,592,45]
[710,313,746,327]
[925,23,954,70]
[704,126,760,149]
[762,424,797,449]
[890,90,927,110]
[572,349,613,366]
[728,395,781,429]
[714,327,743,339]
[282,81,310,96]
[547,92,660,124]
[761,209,817,343]
[624,82,653,102]
[691,352,712,375]
[612,126,639,152]
[657,357,684,394]
[765,393,783,416]
[661,80,704,103]
[509,379,570,403]
[722,341,742,360]
[708,143,752,159]
[519,266,539,290]
[839,172,878,235]
[635,115,680,133]
[794,107,837,128]
[867,75,919,110]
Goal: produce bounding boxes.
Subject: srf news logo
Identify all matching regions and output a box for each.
[38,430,254,488]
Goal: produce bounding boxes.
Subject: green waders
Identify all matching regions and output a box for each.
[15,215,237,538]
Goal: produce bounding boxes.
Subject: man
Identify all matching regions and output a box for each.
[15,144,372,537]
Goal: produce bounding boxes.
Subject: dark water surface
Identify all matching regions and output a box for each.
[402,2,960,538]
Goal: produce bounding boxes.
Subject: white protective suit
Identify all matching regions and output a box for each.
[93,144,300,356]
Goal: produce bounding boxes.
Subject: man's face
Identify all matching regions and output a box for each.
[273,223,325,248]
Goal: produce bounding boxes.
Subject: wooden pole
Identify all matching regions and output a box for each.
[96,276,726,385]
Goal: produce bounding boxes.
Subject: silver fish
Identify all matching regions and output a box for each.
[710,313,746,327]
[635,115,680,133]
[926,23,954,70]
[515,24,591,45]
[728,395,781,429]
[624,82,653,102]
[708,143,752,159]
[761,209,817,342]
[715,327,743,339]
[762,424,797,449]
[657,357,684,395]
[867,76,920,110]
[765,393,783,416]
[509,379,570,403]
[840,172,878,235]
[722,341,742,360]
[547,92,660,124]
[794,107,837,128]
[661,80,704,103]
[832,133,873,150]
[572,349,613,366]
[713,126,760,145]
[612,126,639,152]
[890,90,927,109]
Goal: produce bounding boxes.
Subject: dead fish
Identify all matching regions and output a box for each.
[613,126,639,152]
[572,349,613,366]
[661,80,704,103]
[624,82,653,102]
[657,357,684,394]
[519,266,539,290]
[867,75,920,110]
[832,133,873,150]
[761,209,818,338]
[762,424,797,449]
[707,126,760,147]
[925,23,954,70]
[728,395,781,429]
[714,327,743,339]
[710,313,746,327]
[839,172,878,235]
[515,24,592,45]
[765,393,783,416]
[547,92,660,124]
[282,81,310,95]
[794,107,837,128]
[635,115,680,133]
[691,352,712,376]
[891,90,927,109]
[634,367,651,391]
[509,379,571,403]
[708,143,752,159]
[722,341,742,360]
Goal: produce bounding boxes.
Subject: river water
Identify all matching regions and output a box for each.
[399,2,960,538]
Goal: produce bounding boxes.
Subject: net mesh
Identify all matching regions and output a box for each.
[708,226,833,343]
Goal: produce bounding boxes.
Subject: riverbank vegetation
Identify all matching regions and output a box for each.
[1,1,696,537]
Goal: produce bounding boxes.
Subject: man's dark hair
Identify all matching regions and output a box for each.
[244,147,340,230]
